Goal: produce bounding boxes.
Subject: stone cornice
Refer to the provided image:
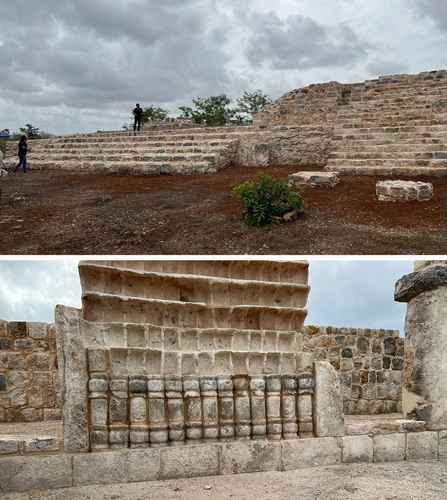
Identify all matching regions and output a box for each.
[395,265,447,302]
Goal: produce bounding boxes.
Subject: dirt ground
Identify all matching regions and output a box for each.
[3,461,447,500]
[1,166,446,255]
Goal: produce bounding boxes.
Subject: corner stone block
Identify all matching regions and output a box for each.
[406,431,438,461]
[313,361,345,437]
[160,443,220,479]
[373,433,405,462]
[73,451,129,486]
[220,440,281,475]
[282,437,342,471]
[0,455,73,493]
[342,435,373,463]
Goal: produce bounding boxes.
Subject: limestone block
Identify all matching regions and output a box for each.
[23,437,59,454]
[0,454,73,493]
[439,430,447,461]
[313,361,345,437]
[55,306,89,453]
[0,438,20,455]
[160,443,219,479]
[289,171,340,189]
[376,180,433,202]
[373,433,405,462]
[73,451,128,486]
[281,437,342,470]
[220,440,281,475]
[27,323,48,339]
[127,448,161,482]
[406,431,438,460]
[342,435,373,463]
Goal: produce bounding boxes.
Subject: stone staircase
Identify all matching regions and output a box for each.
[5,126,258,176]
[326,71,447,176]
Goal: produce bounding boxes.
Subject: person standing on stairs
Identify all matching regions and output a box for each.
[14,135,28,173]
[133,104,143,133]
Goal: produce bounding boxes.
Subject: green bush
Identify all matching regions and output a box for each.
[233,174,303,226]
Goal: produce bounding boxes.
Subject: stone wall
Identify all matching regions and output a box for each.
[303,326,404,415]
[0,320,60,423]
[236,126,333,168]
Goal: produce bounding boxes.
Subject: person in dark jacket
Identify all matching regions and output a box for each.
[15,135,28,173]
[133,104,143,133]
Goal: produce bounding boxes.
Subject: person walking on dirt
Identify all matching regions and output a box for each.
[15,135,28,173]
[133,104,143,133]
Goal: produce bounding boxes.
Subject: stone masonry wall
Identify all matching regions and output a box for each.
[0,320,60,423]
[303,326,404,415]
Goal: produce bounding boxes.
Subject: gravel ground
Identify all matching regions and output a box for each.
[3,461,447,500]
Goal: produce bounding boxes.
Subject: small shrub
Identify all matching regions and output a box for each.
[233,174,303,226]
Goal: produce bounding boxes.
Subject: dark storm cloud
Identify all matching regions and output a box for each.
[245,12,370,70]
[0,0,230,109]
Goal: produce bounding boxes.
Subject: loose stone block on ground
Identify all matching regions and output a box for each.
[376,180,433,202]
[289,171,340,189]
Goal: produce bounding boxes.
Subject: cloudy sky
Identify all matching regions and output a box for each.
[0,260,412,332]
[1,0,447,135]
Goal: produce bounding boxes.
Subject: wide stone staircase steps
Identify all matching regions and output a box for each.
[327,72,447,176]
[7,126,259,175]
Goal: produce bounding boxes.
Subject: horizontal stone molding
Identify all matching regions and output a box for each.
[395,265,447,302]
[0,429,445,493]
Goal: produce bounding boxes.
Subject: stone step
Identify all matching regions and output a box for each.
[93,260,309,284]
[332,133,447,142]
[81,292,308,331]
[79,263,310,309]
[47,131,257,145]
[28,160,219,175]
[27,145,230,155]
[329,151,447,160]
[334,124,447,134]
[326,158,435,167]
[28,152,222,163]
[325,164,447,177]
[330,144,447,153]
[332,137,446,146]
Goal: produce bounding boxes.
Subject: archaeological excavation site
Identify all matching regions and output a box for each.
[1,260,447,494]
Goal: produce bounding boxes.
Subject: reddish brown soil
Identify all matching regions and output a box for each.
[0,166,446,255]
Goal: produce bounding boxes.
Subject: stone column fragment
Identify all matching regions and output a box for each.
[89,373,109,450]
[217,376,235,440]
[395,262,447,429]
[129,375,149,448]
[109,378,129,448]
[200,377,219,441]
[313,361,344,437]
[165,376,185,445]
[266,375,282,440]
[282,375,298,439]
[297,373,315,437]
[183,376,203,442]
[233,375,251,440]
[147,376,168,446]
[249,376,267,440]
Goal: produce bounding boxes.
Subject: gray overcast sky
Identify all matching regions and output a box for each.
[0,260,412,332]
[1,0,447,134]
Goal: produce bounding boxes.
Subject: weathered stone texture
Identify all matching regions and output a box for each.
[303,326,403,415]
[396,262,447,429]
[376,180,433,202]
[289,171,340,189]
[0,320,60,423]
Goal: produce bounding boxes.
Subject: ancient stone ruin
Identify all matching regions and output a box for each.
[1,259,447,494]
[5,70,447,177]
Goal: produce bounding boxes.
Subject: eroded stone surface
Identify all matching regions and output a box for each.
[288,171,340,189]
[376,180,433,202]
